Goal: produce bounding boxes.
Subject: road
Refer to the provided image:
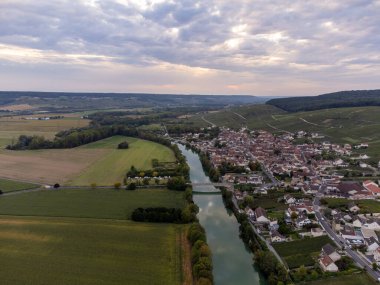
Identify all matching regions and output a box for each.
[201,116,216,127]
[313,196,380,281]
[229,192,288,269]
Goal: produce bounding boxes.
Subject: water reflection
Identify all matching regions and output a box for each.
[178,145,267,285]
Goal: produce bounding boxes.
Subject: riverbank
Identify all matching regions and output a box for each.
[178,144,267,285]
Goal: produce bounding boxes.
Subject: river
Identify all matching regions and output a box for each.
[178,144,267,285]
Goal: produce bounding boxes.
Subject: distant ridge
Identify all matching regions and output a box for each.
[0,91,266,109]
[267,89,380,112]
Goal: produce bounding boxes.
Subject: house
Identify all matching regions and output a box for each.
[363,220,380,230]
[374,247,380,263]
[311,228,325,237]
[348,202,360,213]
[366,237,379,254]
[319,255,339,272]
[296,216,311,228]
[269,220,279,231]
[255,207,270,223]
[363,180,380,197]
[361,228,378,241]
[284,194,296,204]
[270,230,286,243]
[245,207,255,218]
[322,244,341,262]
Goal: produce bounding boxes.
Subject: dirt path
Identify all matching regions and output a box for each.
[201,116,216,127]
[299,117,320,126]
[181,228,193,285]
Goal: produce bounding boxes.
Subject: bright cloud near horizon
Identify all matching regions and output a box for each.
[0,0,379,96]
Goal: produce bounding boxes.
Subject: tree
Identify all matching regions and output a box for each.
[167,177,187,191]
[373,262,378,271]
[53,183,60,189]
[117,141,129,149]
[114,182,121,189]
[291,212,298,220]
[90,183,97,189]
[127,183,136,190]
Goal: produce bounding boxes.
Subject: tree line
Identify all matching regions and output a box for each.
[187,223,213,285]
[6,125,138,150]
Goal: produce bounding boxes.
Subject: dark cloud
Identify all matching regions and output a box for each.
[0,0,378,95]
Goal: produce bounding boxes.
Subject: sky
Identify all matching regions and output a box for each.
[0,0,379,96]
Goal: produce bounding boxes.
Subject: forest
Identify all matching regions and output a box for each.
[267,89,380,112]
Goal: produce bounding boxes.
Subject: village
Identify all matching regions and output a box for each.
[182,127,380,280]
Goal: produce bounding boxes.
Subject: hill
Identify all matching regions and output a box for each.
[0,91,266,112]
[194,105,380,163]
[267,90,380,112]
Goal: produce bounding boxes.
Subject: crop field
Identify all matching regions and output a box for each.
[307,273,377,285]
[0,148,107,184]
[0,136,175,185]
[0,216,183,285]
[0,188,185,219]
[0,114,89,148]
[273,236,332,268]
[69,136,176,186]
[0,178,39,193]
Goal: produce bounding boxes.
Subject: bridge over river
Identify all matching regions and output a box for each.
[188,182,232,187]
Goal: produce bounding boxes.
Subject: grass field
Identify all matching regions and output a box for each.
[0,136,175,185]
[0,216,183,285]
[69,136,176,186]
[306,273,377,285]
[273,236,332,268]
[0,188,185,219]
[0,114,89,148]
[323,198,380,213]
[0,178,39,193]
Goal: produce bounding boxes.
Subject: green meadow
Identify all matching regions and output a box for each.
[68,136,176,186]
[0,188,185,219]
[0,216,183,285]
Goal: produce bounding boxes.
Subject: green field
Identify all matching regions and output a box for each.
[323,198,380,213]
[0,178,39,193]
[306,273,377,285]
[0,216,183,285]
[68,136,176,186]
[0,114,89,148]
[273,236,332,268]
[0,188,185,219]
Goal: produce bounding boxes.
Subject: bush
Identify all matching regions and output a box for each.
[126,183,136,190]
[117,141,129,149]
[131,207,183,223]
[114,182,121,189]
[53,183,60,189]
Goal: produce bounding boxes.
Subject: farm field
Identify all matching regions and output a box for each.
[307,273,377,285]
[273,236,332,268]
[0,114,89,148]
[0,178,39,193]
[0,136,175,185]
[69,136,176,186]
[0,188,185,220]
[0,216,183,285]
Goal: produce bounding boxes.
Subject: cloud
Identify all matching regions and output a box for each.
[0,0,379,96]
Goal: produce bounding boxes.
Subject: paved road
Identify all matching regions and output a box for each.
[313,196,380,281]
[1,187,44,197]
[229,193,288,269]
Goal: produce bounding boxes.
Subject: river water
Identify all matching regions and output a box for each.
[178,144,267,285]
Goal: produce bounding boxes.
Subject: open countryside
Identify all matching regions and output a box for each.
[0,216,183,285]
[0,136,175,185]
[69,136,176,186]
